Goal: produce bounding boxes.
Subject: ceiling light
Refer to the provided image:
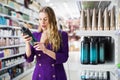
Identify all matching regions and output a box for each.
[45,0,50,3]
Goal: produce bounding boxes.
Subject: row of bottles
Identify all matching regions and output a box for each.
[80,7,115,30]
[81,70,110,80]
[0,64,24,80]
[0,28,21,36]
[0,55,24,69]
[0,37,20,46]
[0,47,19,58]
[81,36,114,64]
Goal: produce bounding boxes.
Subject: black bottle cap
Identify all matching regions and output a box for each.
[20,24,28,33]
[21,26,26,31]
[106,71,110,80]
[81,36,89,42]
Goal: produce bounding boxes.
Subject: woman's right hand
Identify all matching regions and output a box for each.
[21,33,32,44]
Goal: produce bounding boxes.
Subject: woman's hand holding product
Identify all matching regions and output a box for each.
[21,33,32,44]
[33,42,47,53]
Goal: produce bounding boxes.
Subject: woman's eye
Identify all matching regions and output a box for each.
[44,18,47,21]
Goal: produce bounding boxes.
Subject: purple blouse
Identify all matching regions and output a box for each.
[24,31,69,80]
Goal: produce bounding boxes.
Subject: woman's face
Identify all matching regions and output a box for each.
[39,12,49,31]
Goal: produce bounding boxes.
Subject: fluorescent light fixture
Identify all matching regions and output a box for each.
[45,0,50,3]
[63,2,74,18]
[49,3,53,6]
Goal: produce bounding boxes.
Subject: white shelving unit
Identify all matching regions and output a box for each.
[0,25,38,32]
[0,60,25,71]
[75,0,120,80]
[0,52,25,60]
[0,0,39,79]
[0,2,39,25]
[76,30,120,80]
[0,13,38,25]
[0,44,25,49]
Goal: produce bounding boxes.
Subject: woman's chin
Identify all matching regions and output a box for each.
[42,28,47,31]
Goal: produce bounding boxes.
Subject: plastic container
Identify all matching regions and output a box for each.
[20,25,37,46]
[81,36,90,64]
[90,37,98,64]
[98,37,105,63]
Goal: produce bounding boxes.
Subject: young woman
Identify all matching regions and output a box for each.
[22,6,69,80]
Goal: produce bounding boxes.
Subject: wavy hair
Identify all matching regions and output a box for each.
[38,6,61,51]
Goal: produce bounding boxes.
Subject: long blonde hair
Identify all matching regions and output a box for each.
[38,6,61,51]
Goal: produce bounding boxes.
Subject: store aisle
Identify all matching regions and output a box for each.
[20,72,33,80]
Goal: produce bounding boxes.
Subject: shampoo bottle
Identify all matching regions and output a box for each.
[98,37,105,63]
[90,37,98,64]
[81,36,90,64]
[21,25,37,46]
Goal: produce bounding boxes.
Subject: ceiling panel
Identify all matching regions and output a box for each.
[37,0,80,19]
[36,0,111,19]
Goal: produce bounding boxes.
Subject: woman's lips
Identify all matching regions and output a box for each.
[42,25,46,28]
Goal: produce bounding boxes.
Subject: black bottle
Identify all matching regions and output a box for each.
[81,36,90,64]
[20,25,37,46]
[98,37,105,63]
[90,37,98,64]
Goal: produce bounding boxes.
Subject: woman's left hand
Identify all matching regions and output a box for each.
[33,42,47,53]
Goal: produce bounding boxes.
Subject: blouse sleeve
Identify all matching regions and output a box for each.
[24,45,35,63]
[55,31,69,64]
[24,32,37,63]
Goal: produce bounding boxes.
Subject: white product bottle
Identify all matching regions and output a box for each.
[86,71,90,80]
[87,9,92,30]
[110,7,115,30]
[98,8,103,30]
[80,10,86,30]
[103,71,107,80]
[81,71,86,80]
[104,8,110,30]
[92,8,97,30]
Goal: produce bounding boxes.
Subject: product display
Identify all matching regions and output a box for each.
[81,70,110,80]
[79,7,116,31]
[0,0,39,79]
[80,36,114,65]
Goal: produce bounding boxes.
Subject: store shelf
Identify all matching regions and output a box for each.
[0,1,38,80]
[0,25,13,29]
[0,59,25,71]
[0,52,25,60]
[0,36,20,38]
[0,44,25,49]
[0,13,38,25]
[0,25,38,32]
[12,67,34,80]
[13,0,24,5]
[79,62,116,71]
[0,73,9,78]
[0,2,28,16]
[75,30,120,36]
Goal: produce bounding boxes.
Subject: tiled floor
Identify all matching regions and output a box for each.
[20,51,80,80]
[20,72,33,80]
